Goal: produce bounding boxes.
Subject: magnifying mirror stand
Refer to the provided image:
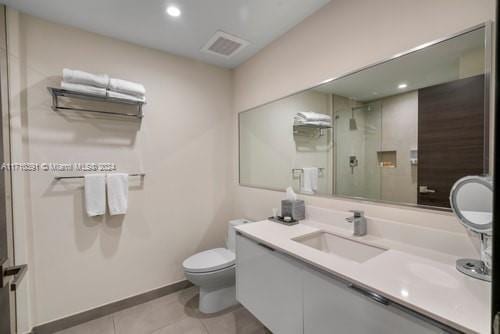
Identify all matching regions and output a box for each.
[456,233,491,282]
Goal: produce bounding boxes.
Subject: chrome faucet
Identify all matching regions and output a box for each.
[345,210,367,236]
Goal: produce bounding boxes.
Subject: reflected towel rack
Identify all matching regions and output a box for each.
[48,87,145,119]
[293,124,332,137]
[292,168,325,177]
[55,173,145,180]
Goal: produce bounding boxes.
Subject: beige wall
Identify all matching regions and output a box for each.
[233,0,495,231]
[7,10,234,329]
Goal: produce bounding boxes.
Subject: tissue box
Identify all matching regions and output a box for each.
[281,199,305,221]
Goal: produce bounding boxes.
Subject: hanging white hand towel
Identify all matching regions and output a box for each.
[107,173,129,215]
[84,174,106,217]
[63,68,109,88]
[301,167,319,194]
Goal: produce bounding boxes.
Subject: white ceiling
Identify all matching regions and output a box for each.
[1,0,331,68]
[315,28,485,101]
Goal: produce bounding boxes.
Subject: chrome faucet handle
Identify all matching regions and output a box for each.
[349,210,364,218]
[348,210,367,236]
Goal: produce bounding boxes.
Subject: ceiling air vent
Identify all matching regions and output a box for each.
[201,31,249,58]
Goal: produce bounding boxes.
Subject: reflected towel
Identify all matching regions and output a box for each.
[107,173,129,215]
[293,118,331,127]
[301,167,319,194]
[296,112,331,122]
[63,68,109,88]
[109,78,146,97]
[107,90,146,103]
[84,174,106,217]
[61,81,107,96]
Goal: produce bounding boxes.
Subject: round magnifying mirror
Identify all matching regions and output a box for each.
[450,176,492,234]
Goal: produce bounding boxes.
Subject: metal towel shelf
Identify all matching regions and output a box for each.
[48,87,145,118]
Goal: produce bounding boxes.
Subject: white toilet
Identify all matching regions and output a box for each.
[182,219,251,314]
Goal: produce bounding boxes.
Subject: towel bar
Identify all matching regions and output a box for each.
[292,168,325,173]
[292,168,325,178]
[55,173,145,180]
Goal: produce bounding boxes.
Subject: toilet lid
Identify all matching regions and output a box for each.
[183,248,235,273]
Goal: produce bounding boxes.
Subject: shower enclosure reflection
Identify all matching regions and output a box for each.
[239,25,490,209]
[334,101,384,201]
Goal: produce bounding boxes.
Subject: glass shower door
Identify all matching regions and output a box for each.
[333,98,382,200]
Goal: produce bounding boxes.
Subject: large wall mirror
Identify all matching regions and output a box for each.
[239,24,491,210]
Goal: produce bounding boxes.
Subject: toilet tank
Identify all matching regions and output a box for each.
[226,219,252,252]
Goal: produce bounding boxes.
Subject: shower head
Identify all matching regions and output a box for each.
[349,104,374,130]
[349,106,359,130]
[349,117,357,130]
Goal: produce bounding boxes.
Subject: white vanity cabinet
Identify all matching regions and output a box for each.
[302,266,446,334]
[235,234,303,334]
[236,234,451,334]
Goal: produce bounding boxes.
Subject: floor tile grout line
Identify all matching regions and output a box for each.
[112,315,117,334]
[110,289,191,334]
[199,317,211,334]
[57,286,267,334]
[143,314,191,334]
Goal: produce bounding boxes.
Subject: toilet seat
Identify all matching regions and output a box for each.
[183,248,235,273]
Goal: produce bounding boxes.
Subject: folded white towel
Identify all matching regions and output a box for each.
[109,78,146,98]
[301,167,319,194]
[84,174,106,217]
[107,173,128,215]
[61,81,107,97]
[293,118,331,127]
[63,68,109,88]
[107,90,146,103]
[296,112,331,122]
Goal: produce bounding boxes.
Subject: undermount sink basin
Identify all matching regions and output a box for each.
[293,231,387,263]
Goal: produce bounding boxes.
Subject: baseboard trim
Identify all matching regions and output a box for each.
[32,280,192,334]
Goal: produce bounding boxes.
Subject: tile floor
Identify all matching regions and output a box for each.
[55,287,271,334]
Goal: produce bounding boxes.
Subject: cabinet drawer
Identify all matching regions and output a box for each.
[303,266,447,334]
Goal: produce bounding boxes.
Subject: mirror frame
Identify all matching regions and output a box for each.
[449,176,493,233]
[238,22,493,212]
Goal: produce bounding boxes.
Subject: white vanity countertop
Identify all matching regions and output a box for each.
[235,219,491,334]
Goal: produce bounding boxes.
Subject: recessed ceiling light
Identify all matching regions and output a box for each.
[398,83,408,89]
[166,5,181,17]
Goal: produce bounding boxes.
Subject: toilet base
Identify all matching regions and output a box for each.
[199,284,237,314]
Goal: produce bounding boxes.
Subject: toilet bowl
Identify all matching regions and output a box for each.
[182,219,251,314]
